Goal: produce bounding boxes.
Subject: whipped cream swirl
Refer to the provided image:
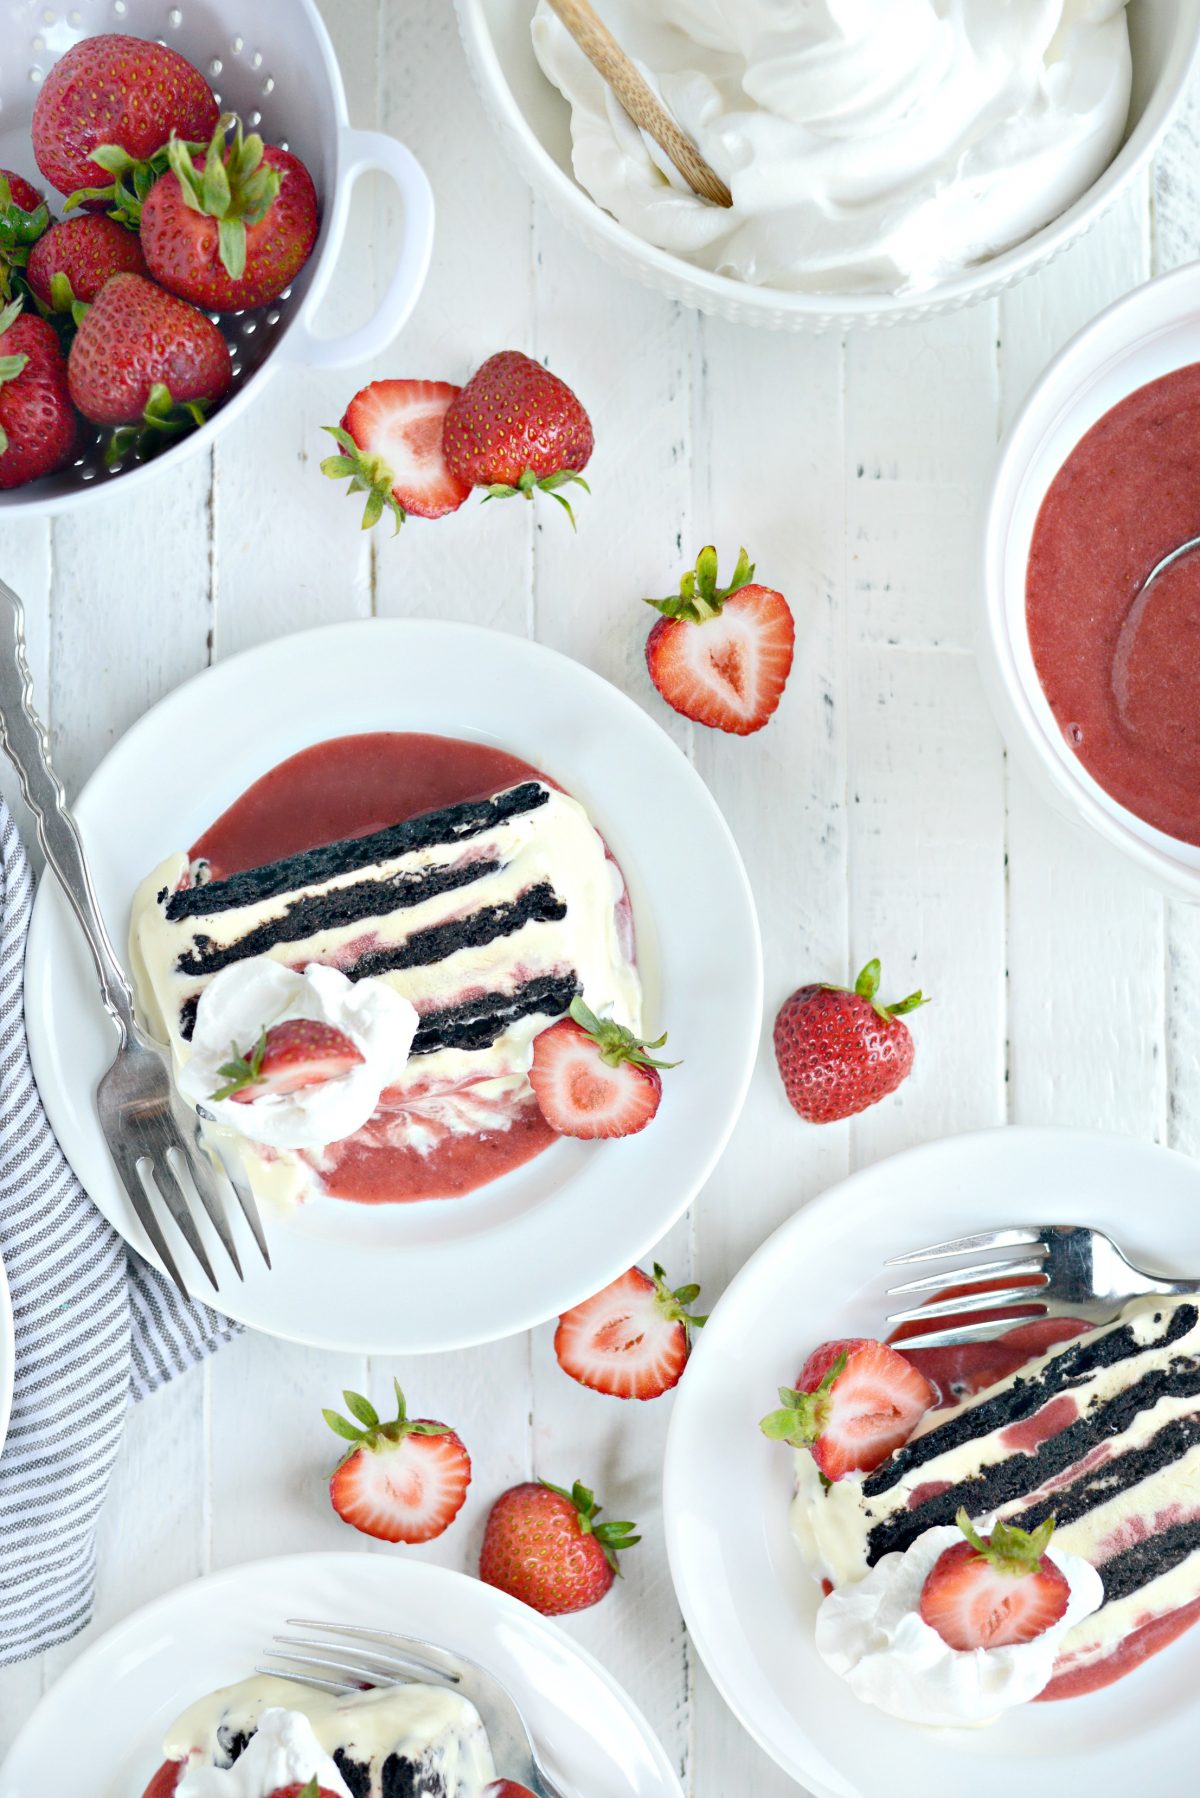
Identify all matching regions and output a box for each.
[532,0,1133,295]
[175,1707,352,1797]
[815,1523,1104,1727]
[178,959,419,1152]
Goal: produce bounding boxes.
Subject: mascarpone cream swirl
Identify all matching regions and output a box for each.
[532,0,1133,295]
[815,1524,1104,1726]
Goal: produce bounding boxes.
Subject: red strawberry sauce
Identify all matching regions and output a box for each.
[189,732,561,1203]
[1026,361,1200,844]
[885,1283,1199,1698]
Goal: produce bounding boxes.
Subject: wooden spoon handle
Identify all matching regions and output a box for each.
[546,0,733,208]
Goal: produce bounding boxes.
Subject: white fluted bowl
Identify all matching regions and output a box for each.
[455,0,1200,332]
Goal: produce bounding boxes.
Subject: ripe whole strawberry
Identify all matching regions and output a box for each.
[31,34,218,201]
[212,1018,364,1104]
[67,272,230,456]
[0,302,78,489]
[555,1262,705,1399]
[773,958,926,1124]
[919,1509,1070,1652]
[140,115,319,312]
[479,1479,639,1616]
[322,379,469,531]
[644,546,795,736]
[442,349,593,522]
[26,214,147,311]
[324,1379,471,1545]
[759,1337,934,1480]
[528,996,676,1139]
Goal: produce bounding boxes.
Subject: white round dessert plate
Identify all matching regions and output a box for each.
[24,618,760,1354]
[0,1249,12,1453]
[664,1126,1200,1798]
[0,1550,683,1798]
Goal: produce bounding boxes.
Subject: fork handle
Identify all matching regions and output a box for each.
[0,578,136,1039]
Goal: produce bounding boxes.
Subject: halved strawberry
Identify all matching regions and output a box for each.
[321,379,470,531]
[759,1337,934,1480]
[324,1379,471,1545]
[555,1262,705,1399]
[919,1509,1069,1651]
[265,1784,342,1798]
[528,996,676,1140]
[645,546,795,736]
[212,1017,364,1104]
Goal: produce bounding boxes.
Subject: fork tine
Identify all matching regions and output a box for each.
[273,1633,442,1676]
[213,1143,271,1270]
[887,1284,1048,1327]
[267,1645,453,1687]
[886,1253,1048,1297]
[252,1665,352,1696]
[168,1142,243,1281]
[890,1312,1063,1351]
[282,1622,456,1682]
[108,1139,190,1301]
[142,1146,219,1291]
[886,1226,1043,1266]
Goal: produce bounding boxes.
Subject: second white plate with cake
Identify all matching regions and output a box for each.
[25,618,760,1353]
[664,1127,1200,1798]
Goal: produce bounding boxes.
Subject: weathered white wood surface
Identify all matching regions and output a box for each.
[2,5,1200,1791]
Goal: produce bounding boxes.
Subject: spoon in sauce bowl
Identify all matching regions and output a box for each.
[1111,532,1200,750]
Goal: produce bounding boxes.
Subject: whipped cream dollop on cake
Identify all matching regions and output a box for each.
[815,1522,1102,1727]
[791,1297,1200,1702]
[160,1674,495,1798]
[130,775,641,1205]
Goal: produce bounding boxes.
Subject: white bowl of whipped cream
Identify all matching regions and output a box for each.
[455,1,1200,329]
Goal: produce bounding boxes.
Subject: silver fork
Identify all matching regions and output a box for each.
[0,576,269,1300]
[885,1222,1200,1349]
[258,1619,567,1797]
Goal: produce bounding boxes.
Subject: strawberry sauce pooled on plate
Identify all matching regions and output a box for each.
[1026,362,1200,844]
[129,731,641,1207]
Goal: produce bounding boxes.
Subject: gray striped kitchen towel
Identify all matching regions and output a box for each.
[0,801,239,1665]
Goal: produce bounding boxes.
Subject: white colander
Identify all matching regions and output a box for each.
[0,0,434,512]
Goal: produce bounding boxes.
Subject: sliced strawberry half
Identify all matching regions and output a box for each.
[555,1262,706,1399]
[321,379,471,530]
[759,1336,934,1480]
[324,1379,471,1545]
[919,1508,1070,1651]
[529,996,677,1140]
[212,1017,364,1104]
[644,545,795,736]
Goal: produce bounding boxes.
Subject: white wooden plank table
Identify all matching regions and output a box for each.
[2,5,1200,1791]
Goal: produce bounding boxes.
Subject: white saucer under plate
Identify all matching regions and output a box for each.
[24,618,761,1354]
[0,1549,683,1798]
[663,1126,1200,1798]
[0,1250,12,1453]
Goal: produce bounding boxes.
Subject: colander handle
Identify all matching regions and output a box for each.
[286,131,435,369]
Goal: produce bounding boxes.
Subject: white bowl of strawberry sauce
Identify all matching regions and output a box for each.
[982,260,1200,901]
[0,0,433,513]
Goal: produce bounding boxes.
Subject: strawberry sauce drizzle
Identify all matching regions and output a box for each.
[188,732,560,1202]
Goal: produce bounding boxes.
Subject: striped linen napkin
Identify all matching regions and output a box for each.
[0,801,238,1665]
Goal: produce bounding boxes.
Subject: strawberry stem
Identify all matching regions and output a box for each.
[165,114,281,280]
[106,381,213,469]
[758,1350,848,1448]
[644,544,756,624]
[651,1261,708,1331]
[826,958,929,1023]
[955,1505,1057,1575]
[211,1027,267,1102]
[322,1378,451,1468]
[568,994,679,1071]
[320,424,405,534]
